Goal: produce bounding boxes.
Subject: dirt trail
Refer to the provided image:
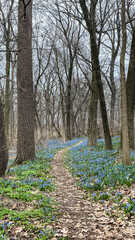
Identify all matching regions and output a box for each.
[51,146,135,240]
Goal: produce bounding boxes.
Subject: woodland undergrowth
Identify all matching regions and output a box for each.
[0,137,135,239]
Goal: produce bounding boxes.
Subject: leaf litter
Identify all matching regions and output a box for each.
[0,138,135,239]
[51,142,135,240]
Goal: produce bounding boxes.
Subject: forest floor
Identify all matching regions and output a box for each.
[0,138,135,239]
[50,143,135,240]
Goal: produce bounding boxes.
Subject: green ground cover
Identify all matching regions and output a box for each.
[65,137,135,219]
[1,136,135,239]
[1,138,82,240]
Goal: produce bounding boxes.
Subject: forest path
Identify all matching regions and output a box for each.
[51,143,135,240]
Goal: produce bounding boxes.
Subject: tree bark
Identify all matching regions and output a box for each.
[2,0,15,145]
[109,11,120,136]
[10,58,16,146]
[16,0,35,163]
[79,0,113,150]
[120,0,130,165]
[88,70,98,146]
[0,97,8,177]
[65,58,73,141]
[110,57,117,136]
[4,39,11,145]
[56,52,66,141]
[126,26,135,149]
[110,89,116,136]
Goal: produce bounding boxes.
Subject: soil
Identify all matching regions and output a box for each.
[51,147,135,240]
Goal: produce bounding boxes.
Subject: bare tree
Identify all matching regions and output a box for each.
[79,0,113,150]
[51,2,82,140]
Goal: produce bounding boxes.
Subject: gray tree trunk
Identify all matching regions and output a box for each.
[16,0,35,163]
[65,59,73,141]
[3,0,15,145]
[109,10,120,136]
[126,26,135,149]
[110,59,117,136]
[79,0,113,150]
[4,39,11,146]
[88,71,98,146]
[10,58,15,146]
[120,0,130,165]
[0,97,8,177]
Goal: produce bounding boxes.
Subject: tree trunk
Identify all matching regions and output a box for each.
[0,97,8,177]
[88,71,98,146]
[71,104,75,138]
[110,90,116,136]
[109,15,120,136]
[4,32,11,146]
[120,0,130,165]
[126,26,135,149]
[79,0,113,150]
[16,0,35,163]
[10,59,15,146]
[82,105,87,135]
[59,75,66,141]
[65,61,73,141]
[110,56,117,136]
[0,0,14,146]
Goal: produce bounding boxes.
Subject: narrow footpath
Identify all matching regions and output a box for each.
[51,146,135,240]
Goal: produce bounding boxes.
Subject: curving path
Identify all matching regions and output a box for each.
[51,146,135,240]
